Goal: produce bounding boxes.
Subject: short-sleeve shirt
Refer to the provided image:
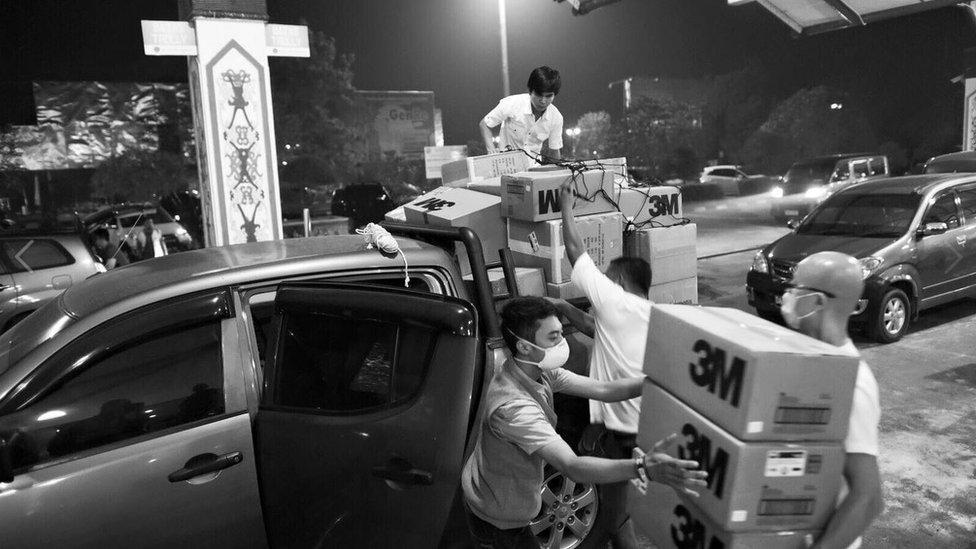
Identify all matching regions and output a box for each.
[482,93,563,156]
[570,252,651,433]
[488,366,576,454]
[837,339,881,549]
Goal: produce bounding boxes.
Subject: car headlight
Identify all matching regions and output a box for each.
[858,257,883,279]
[770,186,784,198]
[751,251,769,274]
[175,227,188,236]
[804,186,826,199]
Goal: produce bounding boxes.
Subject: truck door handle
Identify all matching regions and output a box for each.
[371,457,433,485]
[956,236,967,246]
[168,451,243,483]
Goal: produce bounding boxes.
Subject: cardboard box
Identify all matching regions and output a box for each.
[507,212,624,283]
[638,381,845,532]
[464,267,545,298]
[501,168,615,222]
[644,305,861,441]
[615,185,683,228]
[625,223,697,285]
[628,478,818,548]
[440,150,531,186]
[464,176,503,196]
[580,157,628,181]
[402,186,506,274]
[383,206,407,223]
[546,281,586,300]
[648,276,698,305]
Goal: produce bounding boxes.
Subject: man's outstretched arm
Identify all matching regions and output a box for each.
[559,179,584,266]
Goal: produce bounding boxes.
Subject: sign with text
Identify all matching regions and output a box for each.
[351,91,436,161]
[142,20,198,56]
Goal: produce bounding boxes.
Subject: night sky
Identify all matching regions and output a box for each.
[2,0,975,145]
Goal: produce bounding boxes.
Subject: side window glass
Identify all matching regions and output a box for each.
[831,163,850,182]
[270,311,436,413]
[1,239,73,272]
[924,194,961,229]
[0,322,224,472]
[851,161,870,179]
[869,158,887,176]
[957,187,976,225]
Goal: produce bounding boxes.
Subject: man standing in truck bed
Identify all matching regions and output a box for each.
[479,66,564,160]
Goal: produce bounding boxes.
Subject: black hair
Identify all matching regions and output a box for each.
[527,66,561,96]
[500,296,560,355]
[607,257,652,295]
[93,227,111,242]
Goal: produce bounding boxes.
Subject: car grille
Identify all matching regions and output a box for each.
[771,259,797,280]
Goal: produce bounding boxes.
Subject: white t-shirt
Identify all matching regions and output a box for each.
[570,252,651,433]
[482,93,564,156]
[837,339,881,549]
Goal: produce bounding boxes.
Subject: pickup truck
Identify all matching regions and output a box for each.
[0,224,598,549]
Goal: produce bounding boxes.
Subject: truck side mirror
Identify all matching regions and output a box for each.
[917,221,948,238]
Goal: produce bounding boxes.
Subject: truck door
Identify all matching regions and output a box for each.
[255,282,480,547]
[917,190,968,302]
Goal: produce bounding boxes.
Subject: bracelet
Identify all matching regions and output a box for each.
[634,455,646,480]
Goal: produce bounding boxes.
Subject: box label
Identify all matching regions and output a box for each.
[689,340,747,408]
[412,197,456,212]
[764,450,808,477]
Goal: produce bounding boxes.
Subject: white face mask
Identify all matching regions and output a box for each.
[511,331,570,371]
[780,290,824,329]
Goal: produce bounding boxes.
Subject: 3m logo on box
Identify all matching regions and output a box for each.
[678,423,730,500]
[649,193,681,217]
[689,340,746,408]
[670,504,727,549]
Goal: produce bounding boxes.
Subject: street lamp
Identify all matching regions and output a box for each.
[498,0,510,96]
[565,126,581,157]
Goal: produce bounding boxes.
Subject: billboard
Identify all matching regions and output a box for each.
[351,91,436,161]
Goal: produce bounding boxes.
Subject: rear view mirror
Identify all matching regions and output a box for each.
[918,222,948,238]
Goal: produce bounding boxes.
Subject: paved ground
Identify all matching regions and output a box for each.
[663,195,976,549]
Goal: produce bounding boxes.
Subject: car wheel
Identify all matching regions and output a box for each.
[531,466,600,549]
[868,288,910,343]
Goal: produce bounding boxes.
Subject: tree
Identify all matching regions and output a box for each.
[740,86,877,173]
[701,62,777,164]
[270,30,359,185]
[607,97,703,179]
[91,150,195,202]
[575,111,611,159]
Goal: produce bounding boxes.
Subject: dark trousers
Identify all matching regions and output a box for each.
[464,505,538,549]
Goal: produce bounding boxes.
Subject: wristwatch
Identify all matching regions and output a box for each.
[634,455,647,480]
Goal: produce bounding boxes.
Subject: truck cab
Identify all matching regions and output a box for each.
[0,226,528,548]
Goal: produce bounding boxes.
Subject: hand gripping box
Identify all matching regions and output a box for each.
[644,305,860,441]
[440,150,531,186]
[649,276,698,305]
[638,381,845,532]
[501,168,616,222]
[624,223,697,285]
[507,212,624,284]
[614,185,683,228]
[402,186,506,274]
[628,476,818,548]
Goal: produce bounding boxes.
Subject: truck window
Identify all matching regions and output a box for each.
[269,309,436,413]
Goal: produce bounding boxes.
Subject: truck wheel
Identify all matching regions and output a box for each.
[531,466,600,549]
[867,288,910,343]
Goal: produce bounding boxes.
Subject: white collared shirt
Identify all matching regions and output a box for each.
[483,93,564,156]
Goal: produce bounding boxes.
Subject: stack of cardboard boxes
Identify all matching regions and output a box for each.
[624,223,698,305]
[628,305,862,549]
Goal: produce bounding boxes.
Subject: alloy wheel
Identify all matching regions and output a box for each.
[530,469,599,549]
[883,295,906,336]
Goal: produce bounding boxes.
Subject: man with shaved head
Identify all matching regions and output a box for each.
[780,251,884,549]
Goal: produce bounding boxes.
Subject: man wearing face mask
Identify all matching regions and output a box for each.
[542,179,653,549]
[779,252,883,549]
[460,297,707,549]
[479,66,564,160]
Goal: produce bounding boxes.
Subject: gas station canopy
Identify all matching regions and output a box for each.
[731,0,969,35]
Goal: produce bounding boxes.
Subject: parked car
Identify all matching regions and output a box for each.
[769,154,889,223]
[0,225,599,548]
[0,220,104,333]
[748,174,976,343]
[159,190,204,245]
[923,150,976,174]
[331,183,395,231]
[83,203,197,254]
[698,165,773,196]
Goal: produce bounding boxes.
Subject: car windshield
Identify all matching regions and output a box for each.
[797,192,921,238]
[784,160,836,185]
[118,208,175,228]
[924,159,976,174]
[0,298,76,377]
